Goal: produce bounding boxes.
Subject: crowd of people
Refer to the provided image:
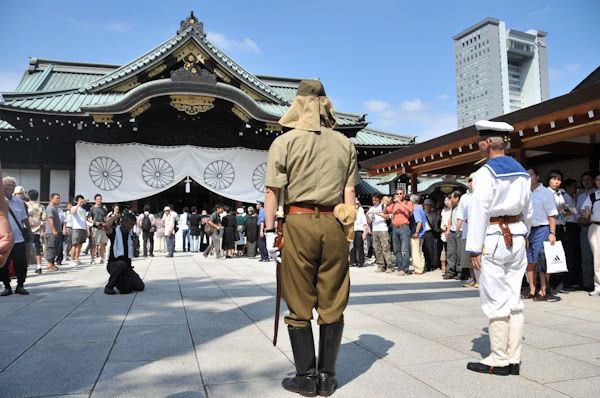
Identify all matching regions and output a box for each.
[1,166,599,299]
[351,169,600,299]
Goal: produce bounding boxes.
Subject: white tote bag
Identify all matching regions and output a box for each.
[543,241,568,274]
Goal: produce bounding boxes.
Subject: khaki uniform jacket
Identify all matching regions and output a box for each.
[265,127,359,206]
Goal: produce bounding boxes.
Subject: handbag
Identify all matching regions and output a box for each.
[543,241,568,274]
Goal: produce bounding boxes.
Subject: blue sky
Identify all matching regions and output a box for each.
[1,0,598,142]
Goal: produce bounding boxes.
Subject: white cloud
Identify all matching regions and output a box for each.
[363,97,457,142]
[400,98,424,112]
[0,71,23,92]
[436,93,449,101]
[566,63,581,73]
[106,21,131,33]
[364,99,391,113]
[207,31,261,54]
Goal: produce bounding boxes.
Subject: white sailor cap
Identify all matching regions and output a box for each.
[475,120,514,137]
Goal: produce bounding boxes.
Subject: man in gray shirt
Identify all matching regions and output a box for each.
[45,193,62,271]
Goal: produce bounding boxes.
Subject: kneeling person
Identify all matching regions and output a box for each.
[103,211,144,295]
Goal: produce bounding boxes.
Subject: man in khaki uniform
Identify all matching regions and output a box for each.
[264,80,358,397]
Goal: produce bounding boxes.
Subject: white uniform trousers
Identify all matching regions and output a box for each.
[588,224,600,290]
[476,235,527,367]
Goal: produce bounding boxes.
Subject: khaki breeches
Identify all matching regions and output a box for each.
[281,213,350,328]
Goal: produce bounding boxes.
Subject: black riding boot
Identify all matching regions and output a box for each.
[317,322,344,396]
[282,324,318,397]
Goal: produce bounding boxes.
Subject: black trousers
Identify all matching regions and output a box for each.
[350,231,365,266]
[106,259,145,294]
[258,235,268,260]
[1,242,27,288]
[423,231,440,271]
[550,225,568,288]
[142,231,154,256]
[565,222,582,287]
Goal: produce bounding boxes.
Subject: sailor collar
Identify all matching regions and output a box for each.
[483,156,529,179]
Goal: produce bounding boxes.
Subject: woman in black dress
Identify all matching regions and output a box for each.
[188,206,202,252]
[221,208,237,258]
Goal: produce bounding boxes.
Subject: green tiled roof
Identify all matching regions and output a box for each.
[2,92,125,113]
[0,120,17,130]
[356,178,385,196]
[351,128,414,146]
[15,70,107,93]
[83,26,288,104]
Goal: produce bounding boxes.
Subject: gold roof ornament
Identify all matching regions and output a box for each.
[170,95,214,115]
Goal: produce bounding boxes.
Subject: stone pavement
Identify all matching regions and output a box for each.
[0,253,599,398]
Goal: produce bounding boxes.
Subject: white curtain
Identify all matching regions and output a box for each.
[75,141,268,203]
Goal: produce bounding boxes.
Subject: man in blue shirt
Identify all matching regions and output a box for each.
[410,194,427,274]
[256,201,269,261]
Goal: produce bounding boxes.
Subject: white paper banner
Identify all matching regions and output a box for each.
[75,141,268,203]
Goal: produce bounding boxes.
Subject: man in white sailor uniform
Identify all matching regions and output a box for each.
[466,120,533,376]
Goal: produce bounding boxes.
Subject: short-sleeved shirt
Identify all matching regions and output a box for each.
[89,205,107,224]
[582,189,600,222]
[386,201,414,227]
[265,127,359,206]
[367,204,387,232]
[411,205,426,238]
[45,204,62,234]
[6,197,28,243]
[548,188,566,225]
[457,192,472,239]
[72,206,88,230]
[27,201,46,235]
[257,208,265,225]
[531,184,558,226]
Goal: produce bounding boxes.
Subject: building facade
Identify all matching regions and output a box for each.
[0,12,413,210]
[453,17,549,128]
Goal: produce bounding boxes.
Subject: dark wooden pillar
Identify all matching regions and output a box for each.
[410,172,418,195]
[40,166,50,201]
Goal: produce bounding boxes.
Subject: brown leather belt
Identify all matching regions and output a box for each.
[285,203,335,215]
[489,216,521,248]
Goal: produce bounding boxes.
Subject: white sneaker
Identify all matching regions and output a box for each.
[90,258,96,265]
[589,289,600,296]
[69,260,78,266]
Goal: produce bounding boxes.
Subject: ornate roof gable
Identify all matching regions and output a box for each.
[82,12,287,104]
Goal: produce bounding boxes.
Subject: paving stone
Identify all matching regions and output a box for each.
[547,375,600,398]
[92,358,204,398]
[519,344,600,383]
[0,341,112,397]
[0,329,46,370]
[551,342,600,366]
[43,319,122,343]
[554,322,600,341]
[401,359,569,398]
[110,324,195,362]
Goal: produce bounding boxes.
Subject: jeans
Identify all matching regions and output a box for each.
[142,231,154,256]
[258,235,268,260]
[165,234,175,257]
[190,235,200,252]
[181,229,190,251]
[392,225,411,271]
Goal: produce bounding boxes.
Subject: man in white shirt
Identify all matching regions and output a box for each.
[466,120,533,376]
[350,200,367,267]
[581,173,600,296]
[366,194,394,272]
[70,195,88,266]
[162,206,177,257]
[179,206,190,252]
[524,169,558,301]
[577,172,596,291]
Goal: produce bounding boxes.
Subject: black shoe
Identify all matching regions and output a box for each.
[509,363,520,375]
[104,286,116,295]
[282,324,318,397]
[317,322,344,396]
[150,254,154,257]
[466,362,510,376]
[15,286,29,295]
[1,287,13,296]
[443,273,455,280]
[35,269,42,274]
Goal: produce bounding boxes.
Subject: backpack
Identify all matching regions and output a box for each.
[141,214,152,232]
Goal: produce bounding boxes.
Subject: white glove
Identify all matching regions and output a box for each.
[265,231,281,264]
